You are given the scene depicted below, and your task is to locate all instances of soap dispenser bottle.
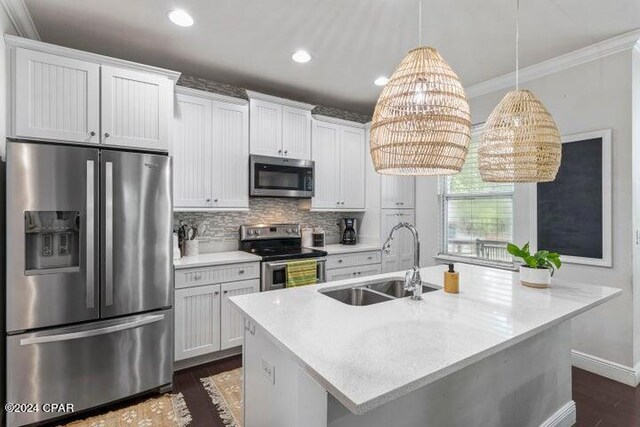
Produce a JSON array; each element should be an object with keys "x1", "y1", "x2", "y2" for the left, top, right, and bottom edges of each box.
[{"x1": 444, "y1": 264, "x2": 459, "y2": 294}]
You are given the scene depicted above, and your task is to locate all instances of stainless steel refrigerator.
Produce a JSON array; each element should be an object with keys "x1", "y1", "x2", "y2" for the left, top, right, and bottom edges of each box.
[{"x1": 5, "y1": 140, "x2": 173, "y2": 427}]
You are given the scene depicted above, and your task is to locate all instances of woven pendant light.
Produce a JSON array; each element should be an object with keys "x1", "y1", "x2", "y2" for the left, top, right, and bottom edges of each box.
[
  {"x1": 478, "y1": 0, "x2": 561, "y2": 182},
  {"x1": 369, "y1": 2, "x2": 471, "y2": 175}
]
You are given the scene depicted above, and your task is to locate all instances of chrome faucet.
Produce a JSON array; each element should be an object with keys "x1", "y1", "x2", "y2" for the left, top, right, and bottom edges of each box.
[{"x1": 382, "y1": 222, "x2": 422, "y2": 300}]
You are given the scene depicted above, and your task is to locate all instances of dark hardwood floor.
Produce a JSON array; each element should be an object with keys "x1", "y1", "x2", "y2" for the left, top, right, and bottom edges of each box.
[{"x1": 43, "y1": 357, "x2": 639, "y2": 426}]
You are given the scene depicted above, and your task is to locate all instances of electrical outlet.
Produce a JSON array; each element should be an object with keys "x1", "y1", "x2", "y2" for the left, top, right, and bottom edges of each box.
[{"x1": 262, "y1": 359, "x2": 275, "y2": 385}]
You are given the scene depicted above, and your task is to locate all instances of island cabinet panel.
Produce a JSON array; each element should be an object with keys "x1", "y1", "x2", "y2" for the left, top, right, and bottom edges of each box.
[
  {"x1": 381, "y1": 175, "x2": 415, "y2": 209},
  {"x1": 174, "y1": 284, "x2": 221, "y2": 361},
  {"x1": 244, "y1": 320, "x2": 327, "y2": 427},
  {"x1": 172, "y1": 88, "x2": 249, "y2": 210},
  {"x1": 172, "y1": 93, "x2": 213, "y2": 208},
  {"x1": 381, "y1": 209, "x2": 415, "y2": 273},
  {"x1": 311, "y1": 120, "x2": 366, "y2": 211},
  {"x1": 14, "y1": 48, "x2": 100, "y2": 143},
  {"x1": 221, "y1": 279, "x2": 259, "y2": 350},
  {"x1": 101, "y1": 66, "x2": 172, "y2": 150}
]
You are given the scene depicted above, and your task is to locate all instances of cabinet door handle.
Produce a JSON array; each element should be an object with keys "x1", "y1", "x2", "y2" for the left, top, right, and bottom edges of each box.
[
  {"x1": 214, "y1": 199, "x2": 218, "y2": 203},
  {"x1": 104, "y1": 132, "x2": 110, "y2": 138},
  {"x1": 278, "y1": 149, "x2": 283, "y2": 154},
  {"x1": 284, "y1": 150, "x2": 288, "y2": 155},
  {"x1": 90, "y1": 131, "x2": 96, "y2": 136},
  {"x1": 206, "y1": 198, "x2": 211, "y2": 202},
  {"x1": 224, "y1": 290, "x2": 228, "y2": 294},
  {"x1": 214, "y1": 291, "x2": 220, "y2": 296}
]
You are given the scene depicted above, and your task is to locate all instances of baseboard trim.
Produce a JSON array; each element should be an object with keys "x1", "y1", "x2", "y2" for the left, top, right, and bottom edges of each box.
[
  {"x1": 174, "y1": 347, "x2": 242, "y2": 371},
  {"x1": 540, "y1": 401, "x2": 576, "y2": 427},
  {"x1": 571, "y1": 350, "x2": 640, "y2": 387}
]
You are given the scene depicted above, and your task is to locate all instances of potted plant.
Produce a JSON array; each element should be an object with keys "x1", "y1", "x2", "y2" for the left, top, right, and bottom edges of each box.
[{"x1": 506, "y1": 242, "x2": 562, "y2": 288}]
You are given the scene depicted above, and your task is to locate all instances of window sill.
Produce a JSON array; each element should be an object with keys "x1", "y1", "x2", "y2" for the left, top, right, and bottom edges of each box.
[{"x1": 434, "y1": 254, "x2": 517, "y2": 271}]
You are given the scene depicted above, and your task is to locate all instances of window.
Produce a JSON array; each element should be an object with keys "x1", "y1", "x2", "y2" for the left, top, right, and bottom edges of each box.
[{"x1": 439, "y1": 129, "x2": 514, "y2": 264}]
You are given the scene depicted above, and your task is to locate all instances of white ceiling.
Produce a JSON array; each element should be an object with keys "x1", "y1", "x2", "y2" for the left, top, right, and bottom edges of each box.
[{"x1": 24, "y1": 0, "x2": 640, "y2": 114}]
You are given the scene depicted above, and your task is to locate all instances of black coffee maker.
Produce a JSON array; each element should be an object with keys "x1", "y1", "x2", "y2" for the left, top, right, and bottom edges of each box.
[{"x1": 340, "y1": 218, "x2": 358, "y2": 245}]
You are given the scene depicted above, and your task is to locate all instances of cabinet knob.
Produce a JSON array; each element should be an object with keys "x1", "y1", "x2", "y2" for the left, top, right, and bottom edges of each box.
[
  {"x1": 278, "y1": 149, "x2": 282, "y2": 154},
  {"x1": 238, "y1": 270, "x2": 245, "y2": 274},
  {"x1": 206, "y1": 198, "x2": 211, "y2": 202},
  {"x1": 214, "y1": 199, "x2": 218, "y2": 203},
  {"x1": 104, "y1": 132, "x2": 110, "y2": 138},
  {"x1": 338, "y1": 259, "x2": 343, "y2": 263},
  {"x1": 214, "y1": 291, "x2": 219, "y2": 296},
  {"x1": 90, "y1": 131, "x2": 96, "y2": 136},
  {"x1": 284, "y1": 150, "x2": 288, "y2": 155},
  {"x1": 194, "y1": 274, "x2": 202, "y2": 280},
  {"x1": 224, "y1": 290, "x2": 228, "y2": 294}
]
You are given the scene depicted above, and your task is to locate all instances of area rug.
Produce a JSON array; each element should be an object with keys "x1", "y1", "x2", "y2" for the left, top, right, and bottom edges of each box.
[
  {"x1": 201, "y1": 368, "x2": 243, "y2": 427},
  {"x1": 61, "y1": 393, "x2": 191, "y2": 427}
]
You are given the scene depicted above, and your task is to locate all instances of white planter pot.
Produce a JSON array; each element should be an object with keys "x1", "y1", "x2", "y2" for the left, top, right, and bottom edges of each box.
[{"x1": 519, "y1": 266, "x2": 551, "y2": 288}]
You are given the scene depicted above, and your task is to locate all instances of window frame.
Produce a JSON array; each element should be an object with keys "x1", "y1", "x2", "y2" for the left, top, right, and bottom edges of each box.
[{"x1": 438, "y1": 126, "x2": 515, "y2": 268}]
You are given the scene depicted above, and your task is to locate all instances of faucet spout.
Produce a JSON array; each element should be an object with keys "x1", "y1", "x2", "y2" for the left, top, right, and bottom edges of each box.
[{"x1": 382, "y1": 222, "x2": 422, "y2": 300}]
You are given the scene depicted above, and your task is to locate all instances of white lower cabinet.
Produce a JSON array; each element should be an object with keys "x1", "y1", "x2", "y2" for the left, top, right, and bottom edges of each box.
[
  {"x1": 174, "y1": 265, "x2": 259, "y2": 362},
  {"x1": 326, "y1": 264, "x2": 382, "y2": 282},
  {"x1": 221, "y1": 280, "x2": 260, "y2": 350},
  {"x1": 174, "y1": 284, "x2": 221, "y2": 361},
  {"x1": 382, "y1": 209, "x2": 416, "y2": 273},
  {"x1": 325, "y1": 250, "x2": 382, "y2": 282}
]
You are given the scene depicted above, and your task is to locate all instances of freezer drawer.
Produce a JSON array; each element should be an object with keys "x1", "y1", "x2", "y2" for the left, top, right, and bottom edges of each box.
[{"x1": 6, "y1": 310, "x2": 173, "y2": 427}]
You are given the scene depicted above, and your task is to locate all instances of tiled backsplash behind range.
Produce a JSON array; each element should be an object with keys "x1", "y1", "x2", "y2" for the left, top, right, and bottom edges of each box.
[{"x1": 174, "y1": 198, "x2": 363, "y2": 252}]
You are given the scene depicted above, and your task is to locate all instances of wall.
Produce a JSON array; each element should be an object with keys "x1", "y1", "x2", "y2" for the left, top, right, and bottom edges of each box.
[
  {"x1": 417, "y1": 51, "x2": 636, "y2": 368},
  {"x1": 632, "y1": 45, "x2": 640, "y2": 367},
  {"x1": 174, "y1": 199, "x2": 363, "y2": 252}
]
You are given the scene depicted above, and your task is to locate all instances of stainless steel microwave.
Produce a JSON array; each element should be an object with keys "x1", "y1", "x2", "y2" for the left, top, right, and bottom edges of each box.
[{"x1": 249, "y1": 154, "x2": 314, "y2": 198}]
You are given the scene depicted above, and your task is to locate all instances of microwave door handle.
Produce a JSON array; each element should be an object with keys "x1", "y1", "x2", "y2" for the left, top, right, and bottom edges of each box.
[
  {"x1": 86, "y1": 160, "x2": 95, "y2": 309},
  {"x1": 105, "y1": 161, "x2": 114, "y2": 306}
]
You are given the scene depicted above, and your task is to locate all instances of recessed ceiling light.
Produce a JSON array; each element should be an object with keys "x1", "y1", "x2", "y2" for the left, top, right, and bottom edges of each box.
[
  {"x1": 374, "y1": 76, "x2": 389, "y2": 86},
  {"x1": 292, "y1": 50, "x2": 312, "y2": 63},
  {"x1": 167, "y1": 9, "x2": 194, "y2": 27}
]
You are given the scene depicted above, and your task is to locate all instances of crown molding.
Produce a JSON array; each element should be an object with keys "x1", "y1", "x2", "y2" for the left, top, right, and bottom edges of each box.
[
  {"x1": 5, "y1": 34, "x2": 182, "y2": 82},
  {"x1": 312, "y1": 114, "x2": 367, "y2": 128},
  {"x1": 0, "y1": 0, "x2": 39, "y2": 40},
  {"x1": 246, "y1": 90, "x2": 315, "y2": 110},
  {"x1": 175, "y1": 85, "x2": 248, "y2": 105},
  {"x1": 467, "y1": 29, "x2": 640, "y2": 99}
]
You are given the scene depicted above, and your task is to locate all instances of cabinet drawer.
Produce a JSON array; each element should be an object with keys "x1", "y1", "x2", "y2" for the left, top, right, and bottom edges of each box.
[
  {"x1": 326, "y1": 264, "x2": 382, "y2": 282},
  {"x1": 175, "y1": 262, "x2": 260, "y2": 288},
  {"x1": 326, "y1": 251, "x2": 381, "y2": 270}
]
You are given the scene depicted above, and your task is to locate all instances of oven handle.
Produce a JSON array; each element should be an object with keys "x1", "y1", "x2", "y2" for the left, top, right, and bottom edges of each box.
[{"x1": 265, "y1": 258, "x2": 327, "y2": 269}]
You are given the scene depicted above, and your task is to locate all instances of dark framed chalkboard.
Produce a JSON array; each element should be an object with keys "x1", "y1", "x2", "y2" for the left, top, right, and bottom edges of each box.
[{"x1": 533, "y1": 129, "x2": 612, "y2": 267}]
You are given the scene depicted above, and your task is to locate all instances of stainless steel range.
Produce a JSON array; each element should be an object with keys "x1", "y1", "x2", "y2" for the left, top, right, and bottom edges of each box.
[
  {"x1": 239, "y1": 224, "x2": 327, "y2": 291},
  {"x1": 5, "y1": 140, "x2": 173, "y2": 427}
]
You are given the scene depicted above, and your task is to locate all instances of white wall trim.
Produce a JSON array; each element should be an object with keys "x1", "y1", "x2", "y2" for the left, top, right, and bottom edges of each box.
[
  {"x1": 571, "y1": 350, "x2": 640, "y2": 387},
  {"x1": 539, "y1": 401, "x2": 576, "y2": 427},
  {"x1": 175, "y1": 85, "x2": 248, "y2": 105},
  {"x1": 4, "y1": 34, "x2": 182, "y2": 81},
  {"x1": 311, "y1": 114, "x2": 367, "y2": 128},
  {"x1": 0, "y1": 0, "x2": 39, "y2": 40},
  {"x1": 246, "y1": 90, "x2": 315, "y2": 110},
  {"x1": 467, "y1": 29, "x2": 640, "y2": 98}
]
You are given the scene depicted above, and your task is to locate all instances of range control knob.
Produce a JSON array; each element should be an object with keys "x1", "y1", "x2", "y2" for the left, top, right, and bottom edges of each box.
[
  {"x1": 247, "y1": 229, "x2": 255, "y2": 235},
  {"x1": 286, "y1": 228, "x2": 293, "y2": 234},
  {"x1": 255, "y1": 229, "x2": 261, "y2": 235}
]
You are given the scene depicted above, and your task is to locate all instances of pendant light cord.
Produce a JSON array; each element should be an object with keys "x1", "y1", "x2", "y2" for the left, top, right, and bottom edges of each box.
[
  {"x1": 418, "y1": 0, "x2": 423, "y2": 47},
  {"x1": 515, "y1": 0, "x2": 520, "y2": 90}
]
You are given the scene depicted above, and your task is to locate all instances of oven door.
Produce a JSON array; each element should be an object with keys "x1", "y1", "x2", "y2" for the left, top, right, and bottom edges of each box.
[
  {"x1": 261, "y1": 258, "x2": 326, "y2": 291},
  {"x1": 250, "y1": 154, "x2": 314, "y2": 198}
]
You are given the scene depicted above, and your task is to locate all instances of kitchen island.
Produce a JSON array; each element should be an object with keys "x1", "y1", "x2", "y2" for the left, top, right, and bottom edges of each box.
[{"x1": 230, "y1": 264, "x2": 620, "y2": 427}]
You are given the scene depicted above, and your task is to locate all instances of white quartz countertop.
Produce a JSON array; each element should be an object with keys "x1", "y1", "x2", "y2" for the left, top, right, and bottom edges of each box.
[
  {"x1": 305, "y1": 243, "x2": 381, "y2": 255},
  {"x1": 230, "y1": 263, "x2": 620, "y2": 414},
  {"x1": 174, "y1": 251, "x2": 260, "y2": 269}
]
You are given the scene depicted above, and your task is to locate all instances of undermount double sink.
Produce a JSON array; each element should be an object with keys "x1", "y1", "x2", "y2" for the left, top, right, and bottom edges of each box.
[{"x1": 320, "y1": 279, "x2": 439, "y2": 306}]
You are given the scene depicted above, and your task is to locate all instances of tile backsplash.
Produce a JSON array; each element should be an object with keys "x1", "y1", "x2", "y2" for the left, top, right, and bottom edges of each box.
[{"x1": 174, "y1": 198, "x2": 363, "y2": 252}]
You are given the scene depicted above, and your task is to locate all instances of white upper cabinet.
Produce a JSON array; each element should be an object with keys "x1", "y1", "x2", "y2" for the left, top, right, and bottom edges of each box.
[
  {"x1": 14, "y1": 48, "x2": 100, "y2": 143},
  {"x1": 311, "y1": 117, "x2": 366, "y2": 211},
  {"x1": 211, "y1": 100, "x2": 249, "y2": 208},
  {"x1": 9, "y1": 37, "x2": 179, "y2": 150},
  {"x1": 282, "y1": 105, "x2": 311, "y2": 159},
  {"x1": 381, "y1": 175, "x2": 415, "y2": 209},
  {"x1": 247, "y1": 91, "x2": 313, "y2": 159},
  {"x1": 173, "y1": 93, "x2": 213, "y2": 208},
  {"x1": 172, "y1": 87, "x2": 249, "y2": 211},
  {"x1": 339, "y1": 126, "x2": 366, "y2": 210},
  {"x1": 311, "y1": 120, "x2": 341, "y2": 209},
  {"x1": 101, "y1": 66, "x2": 172, "y2": 150},
  {"x1": 249, "y1": 99, "x2": 282, "y2": 156}
]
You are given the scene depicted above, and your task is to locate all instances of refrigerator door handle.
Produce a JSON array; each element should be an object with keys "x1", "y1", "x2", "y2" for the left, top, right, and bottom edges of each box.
[
  {"x1": 105, "y1": 161, "x2": 114, "y2": 306},
  {"x1": 19, "y1": 314, "x2": 165, "y2": 346},
  {"x1": 86, "y1": 160, "x2": 95, "y2": 309}
]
